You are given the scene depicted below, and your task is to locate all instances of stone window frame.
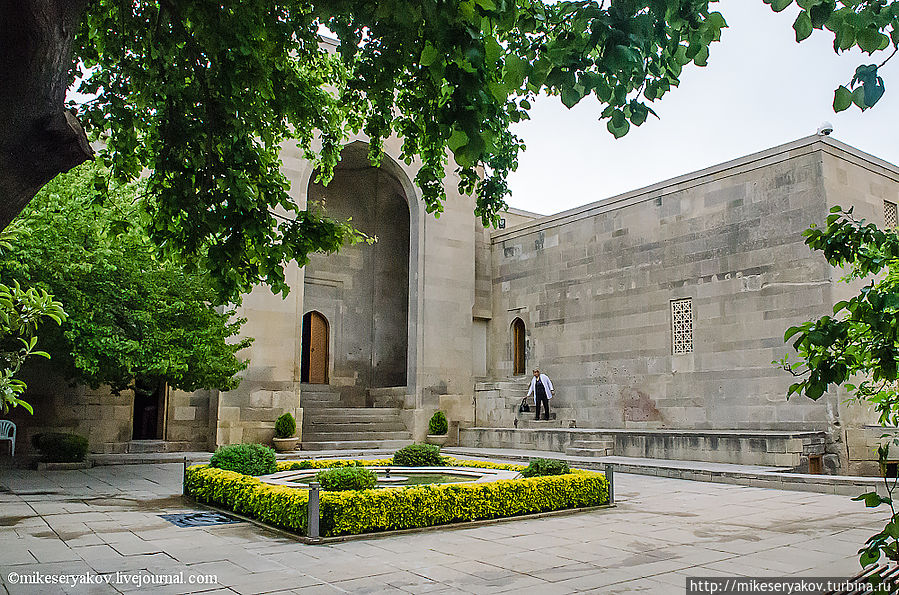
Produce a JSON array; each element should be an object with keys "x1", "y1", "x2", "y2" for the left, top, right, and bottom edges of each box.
[
  {"x1": 671, "y1": 298, "x2": 694, "y2": 355},
  {"x1": 885, "y1": 200, "x2": 898, "y2": 229}
]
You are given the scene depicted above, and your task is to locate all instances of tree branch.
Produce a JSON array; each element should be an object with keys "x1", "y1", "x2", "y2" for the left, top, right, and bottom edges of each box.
[{"x1": 0, "y1": 0, "x2": 94, "y2": 230}]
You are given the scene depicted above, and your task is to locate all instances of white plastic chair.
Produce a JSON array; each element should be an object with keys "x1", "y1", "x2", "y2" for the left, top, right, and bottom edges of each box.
[{"x1": 0, "y1": 420, "x2": 15, "y2": 457}]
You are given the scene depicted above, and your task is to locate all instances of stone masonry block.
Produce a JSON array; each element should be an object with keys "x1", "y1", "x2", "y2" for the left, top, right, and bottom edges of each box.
[
  {"x1": 766, "y1": 439, "x2": 787, "y2": 454},
  {"x1": 774, "y1": 453, "x2": 800, "y2": 467},
  {"x1": 786, "y1": 438, "x2": 804, "y2": 453},
  {"x1": 272, "y1": 390, "x2": 299, "y2": 409},
  {"x1": 219, "y1": 406, "x2": 241, "y2": 423},
  {"x1": 249, "y1": 390, "x2": 273, "y2": 408},
  {"x1": 173, "y1": 407, "x2": 197, "y2": 421}
]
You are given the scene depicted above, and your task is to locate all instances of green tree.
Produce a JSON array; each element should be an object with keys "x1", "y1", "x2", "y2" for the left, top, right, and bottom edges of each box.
[
  {"x1": 0, "y1": 164, "x2": 253, "y2": 396},
  {"x1": 1, "y1": 1, "x2": 896, "y2": 302},
  {"x1": 780, "y1": 207, "x2": 899, "y2": 571},
  {"x1": 0, "y1": 275, "x2": 66, "y2": 415}
]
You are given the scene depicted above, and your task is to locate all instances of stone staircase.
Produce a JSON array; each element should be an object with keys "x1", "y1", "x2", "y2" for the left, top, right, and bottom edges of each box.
[
  {"x1": 565, "y1": 439, "x2": 615, "y2": 457},
  {"x1": 300, "y1": 385, "x2": 413, "y2": 451}
]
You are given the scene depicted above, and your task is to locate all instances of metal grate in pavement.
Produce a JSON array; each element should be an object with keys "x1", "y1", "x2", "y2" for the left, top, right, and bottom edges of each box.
[{"x1": 159, "y1": 511, "x2": 243, "y2": 528}]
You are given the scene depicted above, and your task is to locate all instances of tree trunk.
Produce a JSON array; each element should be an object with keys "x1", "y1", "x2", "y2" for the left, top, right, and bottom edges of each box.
[{"x1": 0, "y1": 0, "x2": 93, "y2": 230}]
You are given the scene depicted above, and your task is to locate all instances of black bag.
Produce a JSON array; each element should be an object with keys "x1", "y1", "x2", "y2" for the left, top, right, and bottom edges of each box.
[{"x1": 519, "y1": 398, "x2": 530, "y2": 413}]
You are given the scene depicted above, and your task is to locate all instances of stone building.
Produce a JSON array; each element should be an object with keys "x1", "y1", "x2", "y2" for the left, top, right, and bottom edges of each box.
[{"x1": 7, "y1": 133, "x2": 899, "y2": 476}]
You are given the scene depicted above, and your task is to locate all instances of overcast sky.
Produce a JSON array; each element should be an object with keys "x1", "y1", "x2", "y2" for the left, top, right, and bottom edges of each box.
[{"x1": 505, "y1": 0, "x2": 899, "y2": 215}]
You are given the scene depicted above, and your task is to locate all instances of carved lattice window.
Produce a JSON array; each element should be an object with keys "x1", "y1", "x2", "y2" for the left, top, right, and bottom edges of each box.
[
  {"x1": 885, "y1": 201, "x2": 898, "y2": 229},
  {"x1": 671, "y1": 298, "x2": 694, "y2": 355}
]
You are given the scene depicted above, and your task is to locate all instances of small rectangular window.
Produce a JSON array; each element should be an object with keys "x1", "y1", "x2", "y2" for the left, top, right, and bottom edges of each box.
[
  {"x1": 671, "y1": 298, "x2": 694, "y2": 355},
  {"x1": 885, "y1": 201, "x2": 898, "y2": 229},
  {"x1": 808, "y1": 454, "x2": 823, "y2": 475}
]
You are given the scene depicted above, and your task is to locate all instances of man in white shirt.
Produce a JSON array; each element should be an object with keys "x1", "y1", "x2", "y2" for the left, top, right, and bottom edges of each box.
[{"x1": 527, "y1": 368, "x2": 554, "y2": 421}]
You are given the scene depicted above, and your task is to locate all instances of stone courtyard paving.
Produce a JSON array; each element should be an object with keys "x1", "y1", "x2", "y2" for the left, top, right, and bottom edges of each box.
[{"x1": 0, "y1": 462, "x2": 889, "y2": 594}]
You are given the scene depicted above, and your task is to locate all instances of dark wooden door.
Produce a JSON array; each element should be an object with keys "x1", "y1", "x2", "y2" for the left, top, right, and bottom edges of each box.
[
  {"x1": 512, "y1": 318, "x2": 525, "y2": 375},
  {"x1": 302, "y1": 311, "x2": 329, "y2": 384}
]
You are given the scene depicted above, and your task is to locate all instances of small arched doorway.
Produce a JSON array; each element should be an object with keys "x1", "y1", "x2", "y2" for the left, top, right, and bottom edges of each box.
[
  {"x1": 301, "y1": 311, "x2": 329, "y2": 384},
  {"x1": 511, "y1": 318, "x2": 526, "y2": 375}
]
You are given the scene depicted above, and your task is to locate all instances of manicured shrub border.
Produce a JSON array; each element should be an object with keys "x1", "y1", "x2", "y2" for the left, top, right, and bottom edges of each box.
[{"x1": 185, "y1": 458, "x2": 609, "y2": 538}]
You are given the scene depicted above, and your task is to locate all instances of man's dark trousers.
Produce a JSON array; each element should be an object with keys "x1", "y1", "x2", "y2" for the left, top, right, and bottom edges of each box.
[{"x1": 534, "y1": 381, "x2": 549, "y2": 420}]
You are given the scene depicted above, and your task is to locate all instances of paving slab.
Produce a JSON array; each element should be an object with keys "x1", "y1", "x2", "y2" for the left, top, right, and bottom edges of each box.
[{"x1": 0, "y1": 455, "x2": 892, "y2": 593}]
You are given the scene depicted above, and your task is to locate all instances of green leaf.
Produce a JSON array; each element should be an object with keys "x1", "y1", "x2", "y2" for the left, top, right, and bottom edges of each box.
[
  {"x1": 851, "y1": 86, "x2": 867, "y2": 109},
  {"x1": 607, "y1": 110, "x2": 630, "y2": 139},
  {"x1": 420, "y1": 42, "x2": 439, "y2": 67},
  {"x1": 833, "y1": 85, "x2": 852, "y2": 112},
  {"x1": 793, "y1": 11, "x2": 813, "y2": 42},
  {"x1": 485, "y1": 37, "x2": 502, "y2": 65},
  {"x1": 765, "y1": 0, "x2": 794, "y2": 12},
  {"x1": 864, "y1": 492, "x2": 884, "y2": 507},
  {"x1": 560, "y1": 85, "x2": 584, "y2": 109},
  {"x1": 504, "y1": 54, "x2": 527, "y2": 89},
  {"x1": 447, "y1": 129, "x2": 469, "y2": 153},
  {"x1": 693, "y1": 46, "x2": 709, "y2": 67},
  {"x1": 809, "y1": 1, "x2": 835, "y2": 29}
]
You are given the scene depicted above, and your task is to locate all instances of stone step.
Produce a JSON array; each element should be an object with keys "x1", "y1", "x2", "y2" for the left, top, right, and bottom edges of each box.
[
  {"x1": 301, "y1": 439, "x2": 413, "y2": 451},
  {"x1": 302, "y1": 431, "x2": 413, "y2": 442},
  {"x1": 126, "y1": 440, "x2": 195, "y2": 454},
  {"x1": 305, "y1": 407, "x2": 404, "y2": 416},
  {"x1": 570, "y1": 440, "x2": 615, "y2": 449},
  {"x1": 565, "y1": 447, "x2": 613, "y2": 457},
  {"x1": 302, "y1": 392, "x2": 341, "y2": 403},
  {"x1": 305, "y1": 415, "x2": 406, "y2": 427},
  {"x1": 515, "y1": 417, "x2": 570, "y2": 430},
  {"x1": 306, "y1": 414, "x2": 406, "y2": 424},
  {"x1": 565, "y1": 440, "x2": 615, "y2": 457},
  {"x1": 304, "y1": 421, "x2": 408, "y2": 433}
]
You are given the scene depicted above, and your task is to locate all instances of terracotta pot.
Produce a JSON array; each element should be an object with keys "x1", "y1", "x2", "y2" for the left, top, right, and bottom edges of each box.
[
  {"x1": 272, "y1": 437, "x2": 299, "y2": 452},
  {"x1": 426, "y1": 434, "x2": 448, "y2": 447}
]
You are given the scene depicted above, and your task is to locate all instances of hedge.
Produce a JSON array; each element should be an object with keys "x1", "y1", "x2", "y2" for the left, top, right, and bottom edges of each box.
[
  {"x1": 185, "y1": 459, "x2": 609, "y2": 538},
  {"x1": 209, "y1": 443, "x2": 277, "y2": 476}
]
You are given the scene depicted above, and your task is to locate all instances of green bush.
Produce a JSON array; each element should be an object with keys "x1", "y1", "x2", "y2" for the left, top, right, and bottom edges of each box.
[
  {"x1": 31, "y1": 433, "x2": 89, "y2": 463},
  {"x1": 392, "y1": 444, "x2": 444, "y2": 467},
  {"x1": 185, "y1": 460, "x2": 609, "y2": 537},
  {"x1": 428, "y1": 411, "x2": 448, "y2": 435},
  {"x1": 315, "y1": 466, "x2": 377, "y2": 491},
  {"x1": 520, "y1": 458, "x2": 570, "y2": 477},
  {"x1": 209, "y1": 443, "x2": 277, "y2": 476},
  {"x1": 274, "y1": 412, "x2": 296, "y2": 439}
]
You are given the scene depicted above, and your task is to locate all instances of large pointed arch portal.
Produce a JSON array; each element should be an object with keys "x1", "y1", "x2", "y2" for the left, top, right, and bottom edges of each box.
[{"x1": 303, "y1": 141, "x2": 412, "y2": 401}]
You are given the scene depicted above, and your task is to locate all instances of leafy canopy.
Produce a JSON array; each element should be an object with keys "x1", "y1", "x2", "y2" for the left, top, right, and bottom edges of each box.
[
  {"x1": 68, "y1": 1, "x2": 898, "y2": 302},
  {"x1": 780, "y1": 207, "x2": 899, "y2": 415},
  {"x1": 0, "y1": 163, "x2": 252, "y2": 395},
  {"x1": 71, "y1": 0, "x2": 729, "y2": 301}
]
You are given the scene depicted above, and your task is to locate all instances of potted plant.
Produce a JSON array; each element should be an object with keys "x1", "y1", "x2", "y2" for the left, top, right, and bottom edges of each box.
[
  {"x1": 272, "y1": 412, "x2": 298, "y2": 452},
  {"x1": 426, "y1": 410, "x2": 448, "y2": 446}
]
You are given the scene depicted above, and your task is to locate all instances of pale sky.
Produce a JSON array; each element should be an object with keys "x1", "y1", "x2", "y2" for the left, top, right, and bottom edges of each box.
[{"x1": 505, "y1": 0, "x2": 899, "y2": 215}]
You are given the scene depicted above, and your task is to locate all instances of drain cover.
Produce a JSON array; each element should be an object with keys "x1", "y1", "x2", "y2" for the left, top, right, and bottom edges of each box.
[{"x1": 160, "y1": 511, "x2": 242, "y2": 527}]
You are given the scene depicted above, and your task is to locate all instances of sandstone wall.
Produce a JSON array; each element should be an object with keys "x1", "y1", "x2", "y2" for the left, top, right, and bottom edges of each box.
[{"x1": 487, "y1": 138, "x2": 844, "y2": 433}]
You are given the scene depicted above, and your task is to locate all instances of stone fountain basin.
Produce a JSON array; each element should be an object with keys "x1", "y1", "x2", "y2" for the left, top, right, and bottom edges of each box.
[{"x1": 259, "y1": 466, "x2": 521, "y2": 488}]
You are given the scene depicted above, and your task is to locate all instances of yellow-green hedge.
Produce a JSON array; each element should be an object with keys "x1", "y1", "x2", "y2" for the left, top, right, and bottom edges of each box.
[{"x1": 185, "y1": 459, "x2": 609, "y2": 538}]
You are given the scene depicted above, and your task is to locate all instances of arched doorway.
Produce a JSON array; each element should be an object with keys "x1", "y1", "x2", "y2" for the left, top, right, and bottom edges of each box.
[
  {"x1": 301, "y1": 311, "x2": 329, "y2": 384},
  {"x1": 304, "y1": 141, "x2": 410, "y2": 396},
  {"x1": 512, "y1": 318, "x2": 526, "y2": 375}
]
